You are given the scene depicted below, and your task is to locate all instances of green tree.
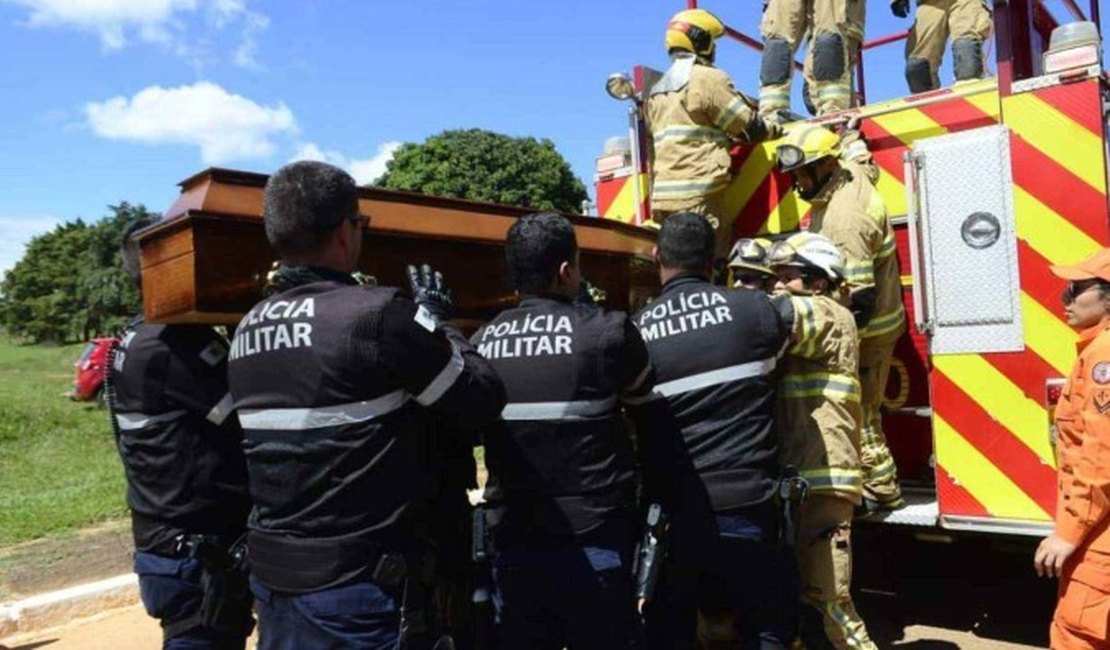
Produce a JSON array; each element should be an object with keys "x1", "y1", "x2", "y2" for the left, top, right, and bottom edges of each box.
[
  {"x1": 0, "y1": 203, "x2": 158, "y2": 343},
  {"x1": 375, "y1": 129, "x2": 588, "y2": 213}
]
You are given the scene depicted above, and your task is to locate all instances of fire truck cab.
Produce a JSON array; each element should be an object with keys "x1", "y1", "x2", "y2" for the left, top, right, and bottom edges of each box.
[{"x1": 597, "y1": 0, "x2": 1109, "y2": 538}]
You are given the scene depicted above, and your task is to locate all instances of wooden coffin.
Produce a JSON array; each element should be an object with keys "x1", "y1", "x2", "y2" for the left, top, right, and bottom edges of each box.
[{"x1": 138, "y1": 168, "x2": 659, "y2": 326}]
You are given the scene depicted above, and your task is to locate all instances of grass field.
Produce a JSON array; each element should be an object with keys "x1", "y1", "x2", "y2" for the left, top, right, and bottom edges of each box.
[{"x1": 0, "y1": 339, "x2": 126, "y2": 546}]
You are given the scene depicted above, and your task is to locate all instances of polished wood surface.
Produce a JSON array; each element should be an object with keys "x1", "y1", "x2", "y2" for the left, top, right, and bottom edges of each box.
[{"x1": 140, "y1": 168, "x2": 659, "y2": 324}]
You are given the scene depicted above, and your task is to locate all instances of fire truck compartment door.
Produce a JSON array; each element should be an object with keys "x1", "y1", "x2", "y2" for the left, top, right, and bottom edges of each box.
[{"x1": 911, "y1": 125, "x2": 1023, "y2": 355}]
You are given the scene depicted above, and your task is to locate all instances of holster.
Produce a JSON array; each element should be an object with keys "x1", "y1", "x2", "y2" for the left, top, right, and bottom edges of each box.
[
  {"x1": 776, "y1": 466, "x2": 809, "y2": 547},
  {"x1": 164, "y1": 534, "x2": 253, "y2": 639}
]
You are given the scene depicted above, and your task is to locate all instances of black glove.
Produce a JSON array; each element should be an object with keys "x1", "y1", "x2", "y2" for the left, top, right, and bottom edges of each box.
[
  {"x1": 406, "y1": 263, "x2": 453, "y2": 324},
  {"x1": 891, "y1": 0, "x2": 911, "y2": 18},
  {"x1": 849, "y1": 287, "x2": 878, "y2": 330}
]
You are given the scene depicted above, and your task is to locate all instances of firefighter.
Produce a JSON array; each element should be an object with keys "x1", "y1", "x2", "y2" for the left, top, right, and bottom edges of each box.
[
  {"x1": 892, "y1": 0, "x2": 992, "y2": 93},
  {"x1": 110, "y1": 217, "x2": 254, "y2": 648},
  {"x1": 768, "y1": 231, "x2": 877, "y2": 650},
  {"x1": 1034, "y1": 249, "x2": 1110, "y2": 650},
  {"x1": 646, "y1": 8, "x2": 781, "y2": 257},
  {"x1": 777, "y1": 124, "x2": 906, "y2": 514},
  {"x1": 759, "y1": 0, "x2": 865, "y2": 118},
  {"x1": 633, "y1": 213, "x2": 796, "y2": 649},
  {"x1": 227, "y1": 161, "x2": 506, "y2": 649},
  {"x1": 728, "y1": 236, "x2": 777, "y2": 292},
  {"x1": 474, "y1": 212, "x2": 671, "y2": 649}
]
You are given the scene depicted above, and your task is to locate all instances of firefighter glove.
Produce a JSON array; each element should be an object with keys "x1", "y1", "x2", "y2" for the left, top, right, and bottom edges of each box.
[
  {"x1": 406, "y1": 263, "x2": 454, "y2": 324},
  {"x1": 891, "y1": 0, "x2": 911, "y2": 18}
]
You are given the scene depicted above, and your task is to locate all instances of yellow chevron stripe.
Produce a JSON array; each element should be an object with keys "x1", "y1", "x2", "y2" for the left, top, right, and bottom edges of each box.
[
  {"x1": 1013, "y1": 186, "x2": 1101, "y2": 264},
  {"x1": 724, "y1": 141, "x2": 778, "y2": 220},
  {"x1": 871, "y1": 108, "x2": 947, "y2": 147},
  {"x1": 1021, "y1": 293, "x2": 1078, "y2": 376},
  {"x1": 934, "y1": 413, "x2": 1049, "y2": 520},
  {"x1": 964, "y1": 90, "x2": 1001, "y2": 121},
  {"x1": 758, "y1": 191, "x2": 807, "y2": 235},
  {"x1": 933, "y1": 354, "x2": 1056, "y2": 468},
  {"x1": 602, "y1": 176, "x2": 633, "y2": 222},
  {"x1": 875, "y1": 166, "x2": 907, "y2": 218},
  {"x1": 1003, "y1": 92, "x2": 1107, "y2": 193}
]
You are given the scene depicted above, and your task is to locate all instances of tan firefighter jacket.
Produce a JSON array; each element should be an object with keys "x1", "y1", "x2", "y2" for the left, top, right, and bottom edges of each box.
[
  {"x1": 775, "y1": 293, "x2": 864, "y2": 503},
  {"x1": 807, "y1": 162, "x2": 906, "y2": 342},
  {"x1": 645, "y1": 57, "x2": 758, "y2": 210}
]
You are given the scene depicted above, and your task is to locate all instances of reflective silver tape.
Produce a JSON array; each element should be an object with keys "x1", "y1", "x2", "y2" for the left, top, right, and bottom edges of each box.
[
  {"x1": 415, "y1": 340, "x2": 465, "y2": 407},
  {"x1": 653, "y1": 357, "x2": 777, "y2": 397},
  {"x1": 115, "y1": 410, "x2": 188, "y2": 431},
  {"x1": 206, "y1": 392, "x2": 235, "y2": 426},
  {"x1": 238, "y1": 390, "x2": 409, "y2": 431},
  {"x1": 501, "y1": 396, "x2": 618, "y2": 421}
]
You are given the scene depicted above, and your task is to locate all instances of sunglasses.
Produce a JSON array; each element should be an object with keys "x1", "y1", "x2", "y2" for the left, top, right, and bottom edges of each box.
[{"x1": 1061, "y1": 280, "x2": 1101, "y2": 305}]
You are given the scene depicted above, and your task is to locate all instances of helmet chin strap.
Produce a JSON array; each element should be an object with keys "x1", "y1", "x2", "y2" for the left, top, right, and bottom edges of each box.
[{"x1": 795, "y1": 164, "x2": 835, "y2": 201}]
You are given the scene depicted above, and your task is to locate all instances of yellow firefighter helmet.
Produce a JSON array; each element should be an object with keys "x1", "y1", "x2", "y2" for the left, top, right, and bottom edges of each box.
[
  {"x1": 727, "y1": 237, "x2": 775, "y2": 276},
  {"x1": 665, "y1": 9, "x2": 726, "y2": 60},
  {"x1": 776, "y1": 123, "x2": 840, "y2": 172}
]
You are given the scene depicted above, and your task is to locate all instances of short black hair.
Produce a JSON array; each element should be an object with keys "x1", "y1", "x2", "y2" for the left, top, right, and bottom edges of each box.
[
  {"x1": 505, "y1": 212, "x2": 578, "y2": 294},
  {"x1": 657, "y1": 212, "x2": 715, "y2": 271},
  {"x1": 263, "y1": 160, "x2": 360, "y2": 257},
  {"x1": 120, "y1": 216, "x2": 157, "y2": 288}
]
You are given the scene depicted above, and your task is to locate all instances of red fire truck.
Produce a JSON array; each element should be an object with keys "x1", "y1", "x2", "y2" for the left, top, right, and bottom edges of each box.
[{"x1": 596, "y1": 0, "x2": 1108, "y2": 538}]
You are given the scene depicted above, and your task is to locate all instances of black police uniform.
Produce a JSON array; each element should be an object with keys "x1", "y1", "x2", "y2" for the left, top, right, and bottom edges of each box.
[
  {"x1": 632, "y1": 275, "x2": 798, "y2": 649},
  {"x1": 110, "y1": 316, "x2": 252, "y2": 649},
  {"x1": 226, "y1": 268, "x2": 505, "y2": 650},
  {"x1": 474, "y1": 293, "x2": 667, "y2": 650}
]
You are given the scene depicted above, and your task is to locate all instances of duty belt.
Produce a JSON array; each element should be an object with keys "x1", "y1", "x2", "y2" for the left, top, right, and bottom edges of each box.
[{"x1": 248, "y1": 531, "x2": 408, "y2": 594}]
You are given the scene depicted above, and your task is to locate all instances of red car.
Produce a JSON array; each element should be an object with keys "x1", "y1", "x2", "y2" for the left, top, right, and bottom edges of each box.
[{"x1": 71, "y1": 337, "x2": 116, "y2": 403}]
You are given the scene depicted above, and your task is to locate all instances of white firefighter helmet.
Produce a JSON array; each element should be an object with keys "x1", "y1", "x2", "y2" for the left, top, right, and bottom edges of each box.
[{"x1": 767, "y1": 232, "x2": 846, "y2": 284}]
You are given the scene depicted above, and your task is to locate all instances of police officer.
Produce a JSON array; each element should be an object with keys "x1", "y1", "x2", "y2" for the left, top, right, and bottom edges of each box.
[
  {"x1": 110, "y1": 218, "x2": 253, "y2": 649},
  {"x1": 646, "y1": 8, "x2": 781, "y2": 256},
  {"x1": 777, "y1": 124, "x2": 906, "y2": 514},
  {"x1": 226, "y1": 161, "x2": 506, "y2": 648},
  {"x1": 728, "y1": 236, "x2": 777, "y2": 292},
  {"x1": 759, "y1": 0, "x2": 865, "y2": 118},
  {"x1": 633, "y1": 213, "x2": 796, "y2": 649},
  {"x1": 892, "y1": 0, "x2": 992, "y2": 93},
  {"x1": 769, "y1": 232, "x2": 876, "y2": 650},
  {"x1": 474, "y1": 212, "x2": 668, "y2": 649}
]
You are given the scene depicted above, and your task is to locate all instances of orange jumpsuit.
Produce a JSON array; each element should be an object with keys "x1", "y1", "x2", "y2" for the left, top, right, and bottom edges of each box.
[{"x1": 1051, "y1": 317, "x2": 1110, "y2": 650}]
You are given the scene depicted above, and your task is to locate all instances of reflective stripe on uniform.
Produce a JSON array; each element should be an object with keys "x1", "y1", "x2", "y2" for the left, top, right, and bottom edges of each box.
[
  {"x1": 876, "y1": 232, "x2": 896, "y2": 260},
  {"x1": 714, "y1": 96, "x2": 750, "y2": 132},
  {"x1": 792, "y1": 297, "x2": 820, "y2": 359},
  {"x1": 501, "y1": 396, "x2": 618, "y2": 421},
  {"x1": 116, "y1": 410, "x2": 188, "y2": 431},
  {"x1": 844, "y1": 259, "x2": 875, "y2": 283},
  {"x1": 415, "y1": 340, "x2": 464, "y2": 406},
  {"x1": 800, "y1": 467, "x2": 863, "y2": 493},
  {"x1": 652, "y1": 125, "x2": 732, "y2": 147},
  {"x1": 654, "y1": 357, "x2": 777, "y2": 397},
  {"x1": 652, "y1": 177, "x2": 730, "y2": 199},
  {"x1": 780, "y1": 372, "x2": 861, "y2": 402},
  {"x1": 206, "y1": 392, "x2": 234, "y2": 426},
  {"x1": 238, "y1": 390, "x2": 410, "y2": 430},
  {"x1": 861, "y1": 307, "x2": 905, "y2": 339}
]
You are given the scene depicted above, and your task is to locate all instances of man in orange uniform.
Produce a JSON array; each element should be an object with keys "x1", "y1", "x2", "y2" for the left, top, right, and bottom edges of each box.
[{"x1": 1035, "y1": 248, "x2": 1110, "y2": 650}]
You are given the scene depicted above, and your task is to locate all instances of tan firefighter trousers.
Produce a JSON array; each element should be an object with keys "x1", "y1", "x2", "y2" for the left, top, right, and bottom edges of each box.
[
  {"x1": 905, "y1": 0, "x2": 993, "y2": 90},
  {"x1": 858, "y1": 333, "x2": 904, "y2": 508}
]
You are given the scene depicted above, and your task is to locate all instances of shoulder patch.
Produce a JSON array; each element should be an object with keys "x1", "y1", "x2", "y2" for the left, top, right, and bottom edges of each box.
[
  {"x1": 1093, "y1": 389, "x2": 1110, "y2": 414},
  {"x1": 1093, "y1": 362, "x2": 1110, "y2": 385}
]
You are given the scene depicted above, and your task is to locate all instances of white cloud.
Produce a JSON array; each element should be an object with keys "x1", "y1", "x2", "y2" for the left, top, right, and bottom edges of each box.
[
  {"x1": 84, "y1": 81, "x2": 297, "y2": 164},
  {"x1": 1, "y1": 0, "x2": 268, "y2": 67},
  {"x1": 291, "y1": 141, "x2": 403, "y2": 185},
  {"x1": 0, "y1": 215, "x2": 63, "y2": 276}
]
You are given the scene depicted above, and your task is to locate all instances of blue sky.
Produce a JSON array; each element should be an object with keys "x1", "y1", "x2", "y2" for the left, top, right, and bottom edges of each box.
[{"x1": 0, "y1": 0, "x2": 1104, "y2": 273}]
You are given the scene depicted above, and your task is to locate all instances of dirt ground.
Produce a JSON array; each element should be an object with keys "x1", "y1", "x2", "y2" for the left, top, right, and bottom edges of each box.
[
  {"x1": 1, "y1": 519, "x2": 1054, "y2": 649},
  {"x1": 0, "y1": 520, "x2": 133, "y2": 602}
]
